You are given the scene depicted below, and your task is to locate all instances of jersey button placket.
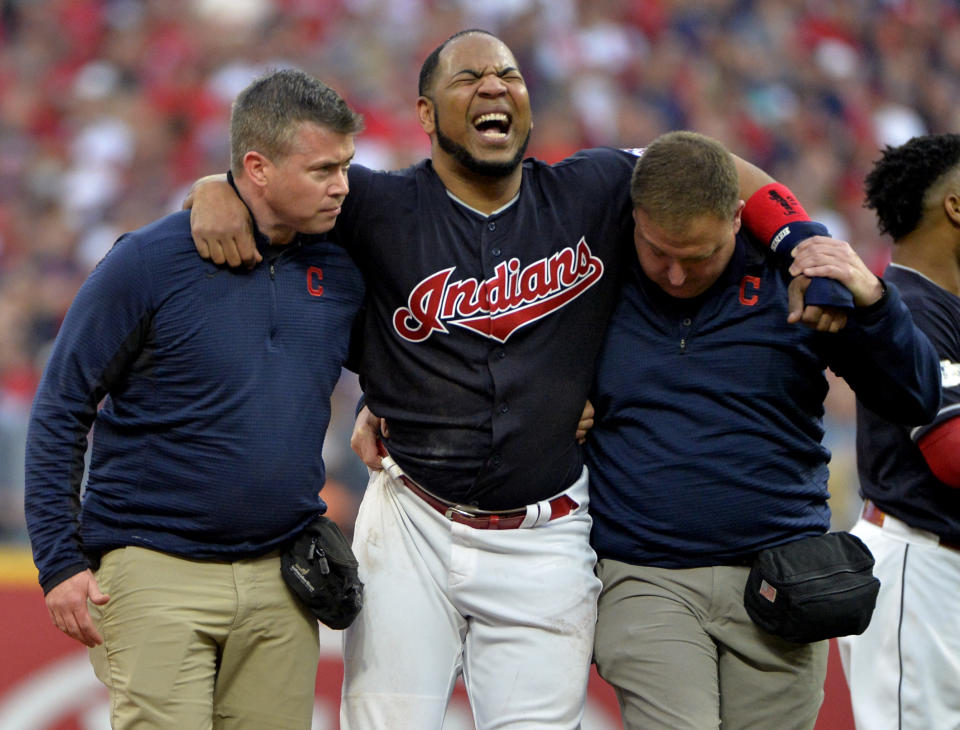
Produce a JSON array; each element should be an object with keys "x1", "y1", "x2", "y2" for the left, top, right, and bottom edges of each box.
[
  {"x1": 483, "y1": 214, "x2": 509, "y2": 475},
  {"x1": 679, "y1": 317, "x2": 693, "y2": 353},
  {"x1": 482, "y1": 216, "x2": 503, "y2": 262}
]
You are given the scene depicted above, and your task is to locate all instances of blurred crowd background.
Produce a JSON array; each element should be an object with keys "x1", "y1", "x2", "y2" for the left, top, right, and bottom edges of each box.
[{"x1": 1, "y1": 0, "x2": 957, "y2": 546}]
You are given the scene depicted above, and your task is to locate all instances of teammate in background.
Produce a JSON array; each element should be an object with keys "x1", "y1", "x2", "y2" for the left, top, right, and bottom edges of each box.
[
  {"x1": 24, "y1": 70, "x2": 365, "y2": 729},
  {"x1": 188, "y1": 31, "x2": 847, "y2": 730},
  {"x1": 837, "y1": 134, "x2": 960, "y2": 730},
  {"x1": 584, "y1": 131, "x2": 941, "y2": 730}
]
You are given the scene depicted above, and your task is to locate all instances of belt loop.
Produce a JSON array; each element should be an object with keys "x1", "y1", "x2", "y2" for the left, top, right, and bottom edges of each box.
[
  {"x1": 519, "y1": 503, "x2": 540, "y2": 528},
  {"x1": 380, "y1": 454, "x2": 405, "y2": 481},
  {"x1": 539, "y1": 499, "x2": 555, "y2": 526},
  {"x1": 519, "y1": 501, "x2": 553, "y2": 528}
]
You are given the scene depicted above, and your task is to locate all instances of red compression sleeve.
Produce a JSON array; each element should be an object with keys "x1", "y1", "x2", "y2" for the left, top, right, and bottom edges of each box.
[
  {"x1": 741, "y1": 182, "x2": 853, "y2": 308},
  {"x1": 741, "y1": 183, "x2": 813, "y2": 245},
  {"x1": 918, "y1": 418, "x2": 960, "y2": 488}
]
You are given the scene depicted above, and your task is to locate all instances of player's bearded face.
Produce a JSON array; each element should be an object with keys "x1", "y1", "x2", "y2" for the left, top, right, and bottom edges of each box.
[
  {"x1": 428, "y1": 33, "x2": 533, "y2": 178},
  {"x1": 434, "y1": 106, "x2": 530, "y2": 178}
]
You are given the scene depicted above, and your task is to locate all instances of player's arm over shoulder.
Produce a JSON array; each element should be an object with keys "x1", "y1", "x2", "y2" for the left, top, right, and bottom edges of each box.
[{"x1": 730, "y1": 153, "x2": 775, "y2": 201}]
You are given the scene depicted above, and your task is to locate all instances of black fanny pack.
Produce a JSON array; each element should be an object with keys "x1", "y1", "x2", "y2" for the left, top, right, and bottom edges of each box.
[
  {"x1": 281, "y1": 516, "x2": 364, "y2": 630},
  {"x1": 743, "y1": 531, "x2": 880, "y2": 644}
]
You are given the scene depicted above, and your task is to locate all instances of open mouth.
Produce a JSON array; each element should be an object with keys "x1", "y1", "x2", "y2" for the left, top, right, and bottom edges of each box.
[{"x1": 473, "y1": 112, "x2": 511, "y2": 139}]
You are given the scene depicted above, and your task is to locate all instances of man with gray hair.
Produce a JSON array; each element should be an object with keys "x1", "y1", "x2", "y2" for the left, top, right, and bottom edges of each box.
[{"x1": 24, "y1": 68, "x2": 365, "y2": 729}]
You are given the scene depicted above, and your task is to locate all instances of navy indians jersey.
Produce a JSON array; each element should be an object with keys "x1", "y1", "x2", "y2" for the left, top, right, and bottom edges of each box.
[
  {"x1": 856, "y1": 263, "x2": 960, "y2": 542},
  {"x1": 334, "y1": 148, "x2": 639, "y2": 509}
]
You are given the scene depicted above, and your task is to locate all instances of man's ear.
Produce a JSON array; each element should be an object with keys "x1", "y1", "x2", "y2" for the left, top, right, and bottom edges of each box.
[
  {"x1": 944, "y1": 193, "x2": 960, "y2": 227},
  {"x1": 242, "y1": 150, "x2": 271, "y2": 187},
  {"x1": 732, "y1": 199, "x2": 745, "y2": 234},
  {"x1": 416, "y1": 96, "x2": 436, "y2": 135}
]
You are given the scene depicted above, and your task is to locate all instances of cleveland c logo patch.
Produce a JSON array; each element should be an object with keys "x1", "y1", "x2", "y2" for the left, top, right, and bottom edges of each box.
[{"x1": 393, "y1": 238, "x2": 604, "y2": 343}]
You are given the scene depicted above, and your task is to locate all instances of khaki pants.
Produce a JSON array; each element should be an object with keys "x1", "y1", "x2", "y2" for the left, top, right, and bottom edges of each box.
[
  {"x1": 89, "y1": 546, "x2": 319, "y2": 730},
  {"x1": 594, "y1": 558, "x2": 827, "y2": 730}
]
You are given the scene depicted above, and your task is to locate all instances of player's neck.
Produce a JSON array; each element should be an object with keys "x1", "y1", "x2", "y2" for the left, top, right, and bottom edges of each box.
[
  {"x1": 431, "y1": 158, "x2": 522, "y2": 216},
  {"x1": 892, "y1": 228, "x2": 960, "y2": 296},
  {"x1": 234, "y1": 177, "x2": 296, "y2": 246}
]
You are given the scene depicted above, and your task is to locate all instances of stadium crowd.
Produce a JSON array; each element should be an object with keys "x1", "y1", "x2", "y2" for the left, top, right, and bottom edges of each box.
[{"x1": 2, "y1": 0, "x2": 958, "y2": 542}]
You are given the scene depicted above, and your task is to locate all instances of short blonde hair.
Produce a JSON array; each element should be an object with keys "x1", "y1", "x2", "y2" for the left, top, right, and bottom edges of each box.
[{"x1": 631, "y1": 131, "x2": 739, "y2": 233}]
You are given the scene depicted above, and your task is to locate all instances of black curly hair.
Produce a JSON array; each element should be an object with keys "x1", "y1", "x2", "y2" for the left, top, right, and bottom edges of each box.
[{"x1": 865, "y1": 133, "x2": 960, "y2": 240}]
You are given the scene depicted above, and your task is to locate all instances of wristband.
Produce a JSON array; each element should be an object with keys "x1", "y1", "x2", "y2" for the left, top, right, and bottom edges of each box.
[
  {"x1": 743, "y1": 184, "x2": 854, "y2": 310},
  {"x1": 742, "y1": 183, "x2": 813, "y2": 245}
]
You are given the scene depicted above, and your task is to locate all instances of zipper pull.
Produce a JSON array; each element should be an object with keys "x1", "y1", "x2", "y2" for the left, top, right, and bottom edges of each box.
[{"x1": 315, "y1": 545, "x2": 330, "y2": 575}]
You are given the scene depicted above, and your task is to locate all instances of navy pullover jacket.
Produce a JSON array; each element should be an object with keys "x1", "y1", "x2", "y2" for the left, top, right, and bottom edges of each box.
[
  {"x1": 25, "y1": 210, "x2": 365, "y2": 593},
  {"x1": 586, "y1": 237, "x2": 940, "y2": 568}
]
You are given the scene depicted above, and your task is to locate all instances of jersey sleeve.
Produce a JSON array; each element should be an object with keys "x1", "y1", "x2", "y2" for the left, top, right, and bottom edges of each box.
[
  {"x1": 25, "y1": 234, "x2": 156, "y2": 592},
  {"x1": 917, "y1": 418, "x2": 960, "y2": 487},
  {"x1": 907, "y1": 303, "x2": 960, "y2": 438},
  {"x1": 907, "y1": 298, "x2": 960, "y2": 487},
  {"x1": 825, "y1": 281, "x2": 942, "y2": 426}
]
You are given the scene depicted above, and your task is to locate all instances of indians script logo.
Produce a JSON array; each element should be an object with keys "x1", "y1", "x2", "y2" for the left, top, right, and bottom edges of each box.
[{"x1": 392, "y1": 238, "x2": 604, "y2": 344}]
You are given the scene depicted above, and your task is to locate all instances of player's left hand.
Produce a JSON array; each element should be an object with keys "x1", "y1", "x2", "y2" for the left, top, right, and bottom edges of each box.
[
  {"x1": 788, "y1": 275, "x2": 848, "y2": 331},
  {"x1": 576, "y1": 400, "x2": 595, "y2": 444},
  {"x1": 351, "y1": 405, "x2": 388, "y2": 470},
  {"x1": 184, "y1": 174, "x2": 261, "y2": 268}
]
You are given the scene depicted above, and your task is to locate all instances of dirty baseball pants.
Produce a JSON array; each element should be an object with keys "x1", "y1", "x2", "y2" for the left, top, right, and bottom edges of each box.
[
  {"x1": 594, "y1": 559, "x2": 827, "y2": 730},
  {"x1": 838, "y1": 516, "x2": 960, "y2": 730},
  {"x1": 88, "y1": 546, "x2": 320, "y2": 729},
  {"x1": 341, "y1": 466, "x2": 600, "y2": 729}
]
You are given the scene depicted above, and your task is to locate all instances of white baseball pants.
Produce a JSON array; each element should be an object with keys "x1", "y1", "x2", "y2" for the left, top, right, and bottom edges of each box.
[
  {"x1": 838, "y1": 517, "x2": 960, "y2": 730},
  {"x1": 341, "y1": 466, "x2": 600, "y2": 729}
]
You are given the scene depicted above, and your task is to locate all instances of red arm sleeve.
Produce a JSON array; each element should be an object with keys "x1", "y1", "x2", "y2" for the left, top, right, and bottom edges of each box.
[{"x1": 918, "y1": 418, "x2": 960, "y2": 488}]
